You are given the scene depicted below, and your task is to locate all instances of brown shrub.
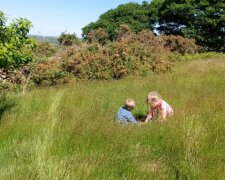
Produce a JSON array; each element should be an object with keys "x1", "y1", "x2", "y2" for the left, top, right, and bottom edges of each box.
[
  {"x1": 32, "y1": 59, "x2": 71, "y2": 86},
  {"x1": 33, "y1": 41, "x2": 57, "y2": 58},
  {"x1": 161, "y1": 35, "x2": 199, "y2": 55},
  {"x1": 61, "y1": 25, "x2": 174, "y2": 80},
  {"x1": 87, "y1": 28, "x2": 108, "y2": 45}
]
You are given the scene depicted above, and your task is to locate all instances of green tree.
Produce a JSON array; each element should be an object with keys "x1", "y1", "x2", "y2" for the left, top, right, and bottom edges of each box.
[
  {"x1": 0, "y1": 11, "x2": 35, "y2": 69},
  {"x1": 82, "y1": 2, "x2": 150, "y2": 41},
  {"x1": 149, "y1": 0, "x2": 225, "y2": 51},
  {"x1": 57, "y1": 32, "x2": 80, "y2": 46}
]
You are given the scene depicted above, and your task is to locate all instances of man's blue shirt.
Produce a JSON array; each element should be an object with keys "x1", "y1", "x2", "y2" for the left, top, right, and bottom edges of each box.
[{"x1": 116, "y1": 107, "x2": 137, "y2": 124}]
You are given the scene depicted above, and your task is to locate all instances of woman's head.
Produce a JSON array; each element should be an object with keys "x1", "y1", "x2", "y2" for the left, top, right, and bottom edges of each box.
[
  {"x1": 147, "y1": 91, "x2": 161, "y2": 107},
  {"x1": 125, "y1": 98, "x2": 136, "y2": 111}
]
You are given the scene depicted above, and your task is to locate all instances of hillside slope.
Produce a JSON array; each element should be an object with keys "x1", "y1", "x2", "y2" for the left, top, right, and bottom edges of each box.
[{"x1": 0, "y1": 58, "x2": 225, "y2": 179}]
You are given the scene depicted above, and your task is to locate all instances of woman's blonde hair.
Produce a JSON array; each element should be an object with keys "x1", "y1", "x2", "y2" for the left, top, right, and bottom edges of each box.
[{"x1": 147, "y1": 91, "x2": 161, "y2": 103}]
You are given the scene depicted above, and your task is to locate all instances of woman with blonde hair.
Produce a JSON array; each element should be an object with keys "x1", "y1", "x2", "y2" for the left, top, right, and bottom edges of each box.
[{"x1": 145, "y1": 91, "x2": 173, "y2": 123}]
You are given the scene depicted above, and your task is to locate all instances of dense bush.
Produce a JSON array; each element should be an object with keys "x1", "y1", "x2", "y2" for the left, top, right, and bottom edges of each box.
[
  {"x1": 32, "y1": 41, "x2": 57, "y2": 58},
  {"x1": 58, "y1": 32, "x2": 80, "y2": 46},
  {"x1": 161, "y1": 35, "x2": 199, "y2": 55},
  {"x1": 87, "y1": 28, "x2": 109, "y2": 45},
  {"x1": 62, "y1": 25, "x2": 174, "y2": 80},
  {"x1": 0, "y1": 11, "x2": 35, "y2": 69},
  {"x1": 31, "y1": 59, "x2": 72, "y2": 86}
]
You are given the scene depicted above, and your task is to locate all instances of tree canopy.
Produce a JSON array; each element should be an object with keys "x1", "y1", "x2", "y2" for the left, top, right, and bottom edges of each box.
[
  {"x1": 82, "y1": 2, "x2": 150, "y2": 41},
  {"x1": 149, "y1": 0, "x2": 225, "y2": 51},
  {"x1": 82, "y1": 0, "x2": 225, "y2": 51}
]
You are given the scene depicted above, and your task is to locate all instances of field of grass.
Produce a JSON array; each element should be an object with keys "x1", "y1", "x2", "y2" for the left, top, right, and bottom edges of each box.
[{"x1": 0, "y1": 57, "x2": 225, "y2": 179}]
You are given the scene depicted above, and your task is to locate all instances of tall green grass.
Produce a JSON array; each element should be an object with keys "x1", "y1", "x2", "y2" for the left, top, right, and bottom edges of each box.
[
  {"x1": 0, "y1": 58, "x2": 225, "y2": 179},
  {"x1": 175, "y1": 52, "x2": 225, "y2": 61}
]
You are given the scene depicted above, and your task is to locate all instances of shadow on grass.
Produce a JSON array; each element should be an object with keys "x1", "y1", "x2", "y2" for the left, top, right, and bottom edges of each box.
[
  {"x1": 135, "y1": 114, "x2": 146, "y2": 122},
  {"x1": 0, "y1": 95, "x2": 15, "y2": 121}
]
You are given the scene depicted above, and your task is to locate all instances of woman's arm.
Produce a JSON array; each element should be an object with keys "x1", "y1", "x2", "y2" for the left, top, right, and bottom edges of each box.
[
  {"x1": 145, "y1": 107, "x2": 153, "y2": 123},
  {"x1": 161, "y1": 109, "x2": 167, "y2": 119},
  {"x1": 160, "y1": 101, "x2": 168, "y2": 120}
]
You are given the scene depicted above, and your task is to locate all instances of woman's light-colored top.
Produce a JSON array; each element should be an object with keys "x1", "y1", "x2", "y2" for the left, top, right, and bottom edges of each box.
[{"x1": 149, "y1": 100, "x2": 173, "y2": 119}]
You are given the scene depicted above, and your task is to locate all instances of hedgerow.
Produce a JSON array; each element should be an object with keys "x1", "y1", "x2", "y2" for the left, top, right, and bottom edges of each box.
[
  {"x1": 61, "y1": 25, "x2": 174, "y2": 80},
  {"x1": 161, "y1": 35, "x2": 199, "y2": 55}
]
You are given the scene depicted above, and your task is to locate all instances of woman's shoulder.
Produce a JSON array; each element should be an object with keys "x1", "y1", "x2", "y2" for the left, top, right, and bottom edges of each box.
[{"x1": 161, "y1": 100, "x2": 170, "y2": 107}]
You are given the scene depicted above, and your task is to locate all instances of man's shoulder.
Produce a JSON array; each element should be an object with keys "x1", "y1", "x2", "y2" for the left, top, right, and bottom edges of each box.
[
  {"x1": 117, "y1": 107, "x2": 126, "y2": 113},
  {"x1": 119, "y1": 107, "x2": 131, "y2": 114},
  {"x1": 118, "y1": 106, "x2": 124, "y2": 111}
]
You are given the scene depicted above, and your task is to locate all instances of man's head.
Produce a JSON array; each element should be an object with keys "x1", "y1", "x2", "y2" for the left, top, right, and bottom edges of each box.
[{"x1": 125, "y1": 98, "x2": 136, "y2": 111}]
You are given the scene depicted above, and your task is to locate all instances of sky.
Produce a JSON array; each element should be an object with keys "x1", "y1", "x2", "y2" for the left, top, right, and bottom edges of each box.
[{"x1": 0, "y1": 0, "x2": 146, "y2": 37}]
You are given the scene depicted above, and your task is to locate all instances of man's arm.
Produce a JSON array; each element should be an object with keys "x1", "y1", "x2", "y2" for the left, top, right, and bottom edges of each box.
[{"x1": 126, "y1": 112, "x2": 137, "y2": 124}]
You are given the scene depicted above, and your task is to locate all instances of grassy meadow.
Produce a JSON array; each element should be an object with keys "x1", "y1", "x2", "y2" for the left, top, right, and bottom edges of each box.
[{"x1": 0, "y1": 57, "x2": 225, "y2": 179}]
